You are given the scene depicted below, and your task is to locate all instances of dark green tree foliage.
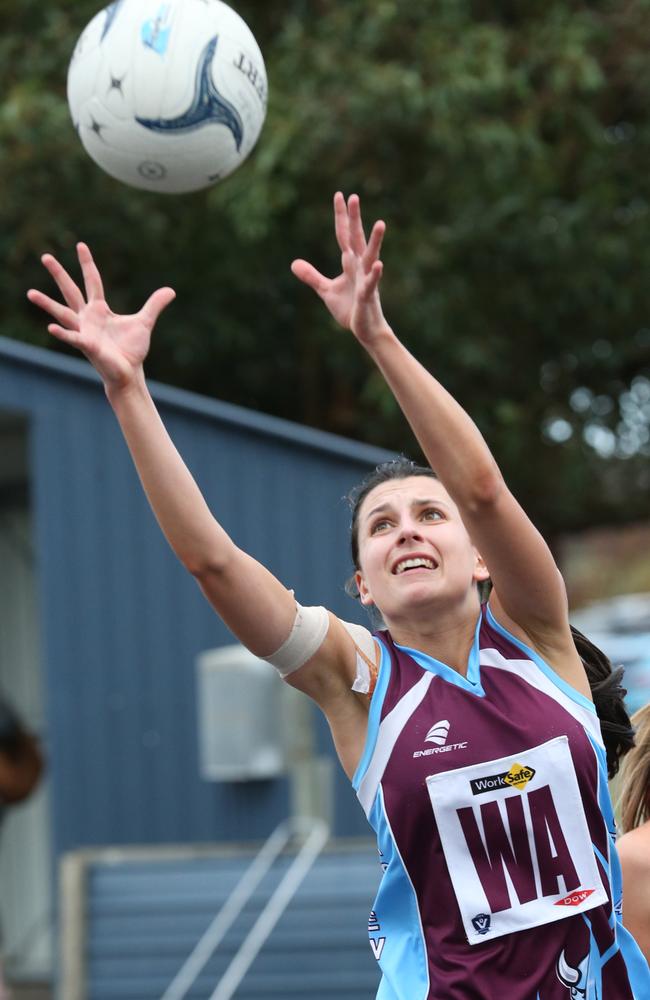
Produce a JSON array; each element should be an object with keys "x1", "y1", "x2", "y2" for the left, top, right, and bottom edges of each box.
[{"x1": 2, "y1": 0, "x2": 649, "y2": 536}]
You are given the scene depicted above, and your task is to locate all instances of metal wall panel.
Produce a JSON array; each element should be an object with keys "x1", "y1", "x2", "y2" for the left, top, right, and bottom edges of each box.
[
  {"x1": 62, "y1": 842, "x2": 381, "y2": 1000},
  {"x1": 0, "y1": 339, "x2": 394, "y2": 857}
]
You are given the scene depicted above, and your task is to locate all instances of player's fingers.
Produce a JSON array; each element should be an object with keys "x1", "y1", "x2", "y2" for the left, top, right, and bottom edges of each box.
[
  {"x1": 359, "y1": 260, "x2": 383, "y2": 300},
  {"x1": 40, "y1": 254, "x2": 85, "y2": 311},
  {"x1": 341, "y1": 248, "x2": 357, "y2": 282},
  {"x1": 77, "y1": 243, "x2": 105, "y2": 302},
  {"x1": 291, "y1": 259, "x2": 329, "y2": 293},
  {"x1": 47, "y1": 323, "x2": 86, "y2": 350},
  {"x1": 364, "y1": 221, "x2": 386, "y2": 273},
  {"x1": 333, "y1": 191, "x2": 350, "y2": 253},
  {"x1": 26, "y1": 289, "x2": 81, "y2": 330},
  {"x1": 347, "y1": 194, "x2": 368, "y2": 256},
  {"x1": 141, "y1": 287, "x2": 176, "y2": 326}
]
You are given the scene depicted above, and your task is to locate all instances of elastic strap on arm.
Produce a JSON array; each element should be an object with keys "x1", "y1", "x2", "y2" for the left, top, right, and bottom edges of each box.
[{"x1": 262, "y1": 602, "x2": 330, "y2": 678}]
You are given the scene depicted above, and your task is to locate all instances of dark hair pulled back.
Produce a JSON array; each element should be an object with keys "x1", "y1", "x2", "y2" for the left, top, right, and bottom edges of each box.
[
  {"x1": 569, "y1": 627, "x2": 635, "y2": 779},
  {"x1": 0, "y1": 699, "x2": 31, "y2": 762}
]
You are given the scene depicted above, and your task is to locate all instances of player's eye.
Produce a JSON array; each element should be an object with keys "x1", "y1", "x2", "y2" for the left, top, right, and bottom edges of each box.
[
  {"x1": 370, "y1": 519, "x2": 391, "y2": 534},
  {"x1": 422, "y1": 508, "x2": 444, "y2": 521}
]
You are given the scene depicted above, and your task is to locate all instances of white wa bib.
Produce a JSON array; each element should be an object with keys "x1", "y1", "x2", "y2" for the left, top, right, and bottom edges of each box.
[{"x1": 426, "y1": 736, "x2": 608, "y2": 945}]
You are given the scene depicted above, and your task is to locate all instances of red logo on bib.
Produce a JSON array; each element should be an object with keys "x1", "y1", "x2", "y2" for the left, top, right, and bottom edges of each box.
[{"x1": 554, "y1": 889, "x2": 595, "y2": 908}]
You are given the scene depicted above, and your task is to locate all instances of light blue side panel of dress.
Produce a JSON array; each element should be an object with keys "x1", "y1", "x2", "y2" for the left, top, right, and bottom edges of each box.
[
  {"x1": 366, "y1": 787, "x2": 430, "y2": 1000},
  {"x1": 585, "y1": 733, "x2": 650, "y2": 996},
  {"x1": 353, "y1": 639, "x2": 392, "y2": 789}
]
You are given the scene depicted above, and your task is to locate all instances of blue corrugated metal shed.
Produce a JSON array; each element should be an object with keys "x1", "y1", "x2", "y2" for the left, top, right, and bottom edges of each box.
[
  {"x1": 71, "y1": 842, "x2": 382, "y2": 1000},
  {"x1": 0, "y1": 336, "x2": 394, "y2": 859}
]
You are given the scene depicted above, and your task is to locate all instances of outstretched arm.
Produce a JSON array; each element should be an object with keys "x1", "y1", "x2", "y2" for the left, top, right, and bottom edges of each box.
[
  {"x1": 293, "y1": 194, "x2": 588, "y2": 696},
  {"x1": 27, "y1": 245, "x2": 378, "y2": 779},
  {"x1": 27, "y1": 245, "x2": 299, "y2": 657}
]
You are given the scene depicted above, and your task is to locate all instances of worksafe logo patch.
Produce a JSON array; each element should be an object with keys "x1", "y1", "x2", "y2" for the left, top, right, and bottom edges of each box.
[
  {"x1": 470, "y1": 762, "x2": 536, "y2": 795},
  {"x1": 504, "y1": 762, "x2": 536, "y2": 790}
]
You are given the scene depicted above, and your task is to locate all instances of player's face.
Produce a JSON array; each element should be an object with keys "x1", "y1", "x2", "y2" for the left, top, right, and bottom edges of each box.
[{"x1": 354, "y1": 477, "x2": 488, "y2": 622}]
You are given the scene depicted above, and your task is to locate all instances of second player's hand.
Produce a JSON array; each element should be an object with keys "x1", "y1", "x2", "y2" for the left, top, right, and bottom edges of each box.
[
  {"x1": 27, "y1": 242, "x2": 176, "y2": 390},
  {"x1": 291, "y1": 192, "x2": 391, "y2": 346}
]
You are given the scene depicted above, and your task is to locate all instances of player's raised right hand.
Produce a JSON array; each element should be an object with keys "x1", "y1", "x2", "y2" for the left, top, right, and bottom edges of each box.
[{"x1": 27, "y1": 243, "x2": 175, "y2": 390}]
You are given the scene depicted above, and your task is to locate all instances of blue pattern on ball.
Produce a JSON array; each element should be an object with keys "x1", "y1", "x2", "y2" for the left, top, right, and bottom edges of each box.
[{"x1": 136, "y1": 35, "x2": 244, "y2": 151}]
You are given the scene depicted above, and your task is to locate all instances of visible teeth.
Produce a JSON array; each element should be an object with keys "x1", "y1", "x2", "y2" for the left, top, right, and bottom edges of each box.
[{"x1": 396, "y1": 557, "x2": 435, "y2": 574}]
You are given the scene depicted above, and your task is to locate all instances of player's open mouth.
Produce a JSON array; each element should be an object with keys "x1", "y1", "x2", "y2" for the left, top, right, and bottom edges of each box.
[{"x1": 392, "y1": 556, "x2": 438, "y2": 575}]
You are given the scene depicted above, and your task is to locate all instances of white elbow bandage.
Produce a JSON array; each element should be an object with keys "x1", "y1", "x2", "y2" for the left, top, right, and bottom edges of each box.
[
  {"x1": 263, "y1": 602, "x2": 330, "y2": 678},
  {"x1": 263, "y1": 602, "x2": 379, "y2": 693}
]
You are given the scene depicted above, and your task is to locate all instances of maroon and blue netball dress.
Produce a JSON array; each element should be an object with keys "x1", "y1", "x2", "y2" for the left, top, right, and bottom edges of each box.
[{"x1": 352, "y1": 604, "x2": 650, "y2": 999}]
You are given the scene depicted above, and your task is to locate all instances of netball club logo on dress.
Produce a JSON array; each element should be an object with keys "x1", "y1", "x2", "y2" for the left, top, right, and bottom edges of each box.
[
  {"x1": 412, "y1": 719, "x2": 469, "y2": 758},
  {"x1": 470, "y1": 762, "x2": 536, "y2": 795},
  {"x1": 471, "y1": 913, "x2": 491, "y2": 935}
]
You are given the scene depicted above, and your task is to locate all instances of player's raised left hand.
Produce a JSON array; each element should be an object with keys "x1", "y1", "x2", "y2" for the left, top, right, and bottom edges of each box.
[{"x1": 291, "y1": 192, "x2": 390, "y2": 346}]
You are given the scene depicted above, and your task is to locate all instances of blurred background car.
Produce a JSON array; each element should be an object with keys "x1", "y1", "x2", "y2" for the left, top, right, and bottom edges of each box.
[{"x1": 571, "y1": 593, "x2": 650, "y2": 715}]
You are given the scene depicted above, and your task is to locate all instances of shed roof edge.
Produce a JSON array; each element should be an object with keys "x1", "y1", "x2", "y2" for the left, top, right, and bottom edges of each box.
[{"x1": 0, "y1": 336, "x2": 395, "y2": 466}]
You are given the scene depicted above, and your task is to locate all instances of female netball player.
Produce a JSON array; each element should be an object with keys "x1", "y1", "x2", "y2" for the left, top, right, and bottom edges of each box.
[{"x1": 27, "y1": 193, "x2": 649, "y2": 999}]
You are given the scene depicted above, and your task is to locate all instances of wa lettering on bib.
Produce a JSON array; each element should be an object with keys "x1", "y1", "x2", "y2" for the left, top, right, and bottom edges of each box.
[{"x1": 426, "y1": 736, "x2": 608, "y2": 945}]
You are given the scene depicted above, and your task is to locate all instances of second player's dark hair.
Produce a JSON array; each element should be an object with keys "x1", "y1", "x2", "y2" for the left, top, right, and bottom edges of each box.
[{"x1": 0, "y1": 699, "x2": 30, "y2": 762}]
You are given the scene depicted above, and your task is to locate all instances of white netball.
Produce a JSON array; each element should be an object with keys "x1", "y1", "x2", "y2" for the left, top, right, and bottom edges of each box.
[{"x1": 67, "y1": 0, "x2": 267, "y2": 194}]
